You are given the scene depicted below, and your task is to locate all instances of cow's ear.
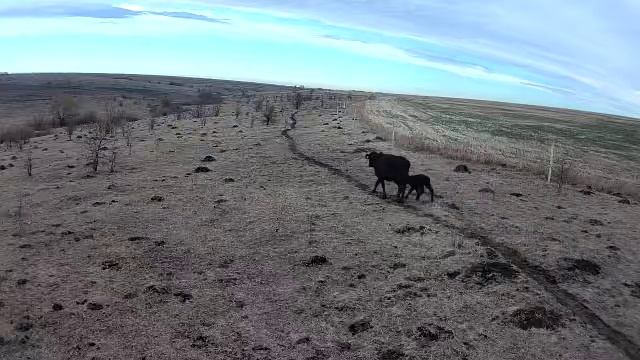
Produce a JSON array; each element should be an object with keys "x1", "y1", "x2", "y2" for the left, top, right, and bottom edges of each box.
[{"x1": 365, "y1": 154, "x2": 370, "y2": 159}]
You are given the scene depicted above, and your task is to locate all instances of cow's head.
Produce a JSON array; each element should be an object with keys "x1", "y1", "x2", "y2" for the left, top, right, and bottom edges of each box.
[{"x1": 365, "y1": 151, "x2": 383, "y2": 167}]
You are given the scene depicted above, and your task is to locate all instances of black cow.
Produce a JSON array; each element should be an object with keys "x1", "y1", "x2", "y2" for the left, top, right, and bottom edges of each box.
[
  {"x1": 365, "y1": 151, "x2": 410, "y2": 202},
  {"x1": 405, "y1": 174, "x2": 435, "y2": 202}
]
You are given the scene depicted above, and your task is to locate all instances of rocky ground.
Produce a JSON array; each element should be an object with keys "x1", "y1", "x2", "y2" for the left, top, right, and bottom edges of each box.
[{"x1": 1, "y1": 95, "x2": 639, "y2": 360}]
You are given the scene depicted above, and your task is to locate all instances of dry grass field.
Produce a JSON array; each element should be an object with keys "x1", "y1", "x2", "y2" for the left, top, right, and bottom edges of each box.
[{"x1": 1, "y1": 74, "x2": 639, "y2": 360}]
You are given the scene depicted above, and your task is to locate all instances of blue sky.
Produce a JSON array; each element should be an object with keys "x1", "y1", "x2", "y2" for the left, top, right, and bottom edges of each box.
[{"x1": 1, "y1": 1, "x2": 639, "y2": 118}]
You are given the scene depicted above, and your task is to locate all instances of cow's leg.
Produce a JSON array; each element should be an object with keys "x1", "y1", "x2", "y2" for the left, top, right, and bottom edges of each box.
[
  {"x1": 397, "y1": 183, "x2": 406, "y2": 203},
  {"x1": 372, "y1": 178, "x2": 381, "y2": 193},
  {"x1": 380, "y1": 181, "x2": 387, "y2": 199},
  {"x1": 416, "y1": 186, "x2": 423, "y2": 201}
]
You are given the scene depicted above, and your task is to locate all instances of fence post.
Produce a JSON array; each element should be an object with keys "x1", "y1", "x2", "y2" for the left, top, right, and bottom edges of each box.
[
  {"x1": 547, "y1": 142, "x2": 555, "y2": 183},
  {"x1": 392, "y1": 125, "x2": 396, "y2": 147}
]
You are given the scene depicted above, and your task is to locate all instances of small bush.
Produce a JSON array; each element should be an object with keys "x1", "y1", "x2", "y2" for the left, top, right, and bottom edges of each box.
[
  {"x1": 263, "y1": 103, "x2": 276, "y2": 125},
  {"x1": 25, "y1": 148, "x2": 33, "y2": 176},
  {"x1": 293, "y1": 92, "x2": 304, "y2": 110},
  {"x1": 50, "y1": 95, "x2": 78, "y2": 127},
  {"x1": 65, "y1": 118, "x2": 77, "y2": 140},
  {"x1": 77, "y1": 111, "x2": 98, "y2": 126},
  {"x1": 30, "y1": 114, "x2": 49, "y2": 131}
]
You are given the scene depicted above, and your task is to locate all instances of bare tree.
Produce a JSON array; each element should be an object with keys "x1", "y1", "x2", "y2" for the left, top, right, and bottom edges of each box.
[
  {"x1": 50, "y1": 95, "x2": 78, "y2": 127},
  {"x1": 213, "y1": 105, "x2": 221, "y2": 117},
  {"x1": 148, "y1": 117, "x2": 156, "y2": 132},
  {"x1": 83, "y1": 116, "x2": 113, "y2": 172},
  {"x1": 262, "y1": 103, "x2": 276, "y2": 125},
  {"x1": 293, "y1": 92, "x2": 304, "y2": 110}
]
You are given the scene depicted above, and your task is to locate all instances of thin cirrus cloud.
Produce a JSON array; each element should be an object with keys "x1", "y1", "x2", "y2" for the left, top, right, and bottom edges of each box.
[
  {"x1": 0, "y1": 2, "x2": 228, "y2": 23},
  {"x1": 0, "y1": 0, "x2": 638, "y2": 118}
]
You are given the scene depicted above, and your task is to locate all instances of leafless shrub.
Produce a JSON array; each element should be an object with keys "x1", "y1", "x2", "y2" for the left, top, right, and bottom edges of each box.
[
  {"x1": 50, "y1": 95, "x2": 78, "y2": 127},
  {"x1": 0, "y1": 127, "x2": 16, "y2": 149},
  {"x1": 255, "y1": 96, "x2": 265, "y2": 112},
  {"x1": 122, "y1": 122, "x2": 134, "y2": 155},
  {"x1": 25, "y1": 148, "x2": 33, "y2": 176},
  {"x1": 30, "y1": 114, "x2": 49, "y2": 131},
  {"x1": 148, "y1": 117, "x2": 156, "y2": 132},
  {"x1": 150, "y1": 97, "x2": 182, "y2": 117},
  {"x1": 234, "y1": 102, "x2": 241, "y2": 123},
  {"x1": 65, "y1": 118, "x2": 77, "y2": 140},
  {"x1": 262, "y1": 103, "x2": 276, "y2": 125},
  {"x1": 83, "y1": 116, "x2": 113, "y2": 172},
  {"x1": 556, "y1": 158, "x2": 572, "y2": 192},
  {"x1": 108, "y1": 150, "x2": 117, "y2": 173},
  {"x1": 196, "y1": 89, "x2": 221, "y2": 105},
  {"x1": 192, "y1": 104, "x2": 206, "y2": 119},
  {"x1": 213, "y1": 105, "x2": 221, "y2": 117},
  {"x1": 76, "y1": 110, "x2": 97, "y2": 126},
  {"x1": 293, "y1": 92, "x2": 304, "y2": 110},
  {"x1": 15, "y1": 126, "x2": 33, "y2": 151},
  {"x1": 104, "y1": 102, "x2": 122, "y2": 134}
]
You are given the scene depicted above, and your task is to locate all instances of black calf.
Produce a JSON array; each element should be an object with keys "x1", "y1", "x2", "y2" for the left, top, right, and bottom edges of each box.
[{"x1": 405, "y1": 174, "x2": 435, "y2": 202}]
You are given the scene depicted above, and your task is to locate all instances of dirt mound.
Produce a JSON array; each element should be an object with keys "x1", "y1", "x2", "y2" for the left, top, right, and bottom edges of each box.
[
  {"x1": 304, "y1": 255, "x2": 328, "y2": 267},
  {"x1": 410, "y1": 323, "x2": 454, "y2": 347},
  {"x1": 463, "y1": 261, "x2": 518, "y2": 285},
  {"x1": 628, "y1": 283, "x2": 640, "y2": 298},
  {"x1": 349, "y1": 318, "x2": 372, "y2": 335},
  {"x1": 194, "y1": 166, "x2": 211, "y2": 173},
  {"x1": 509, "y1": 306, "x2": 561, "y2": 330},
  {"x1": 454, "y1": 164, "x2": 470, "y2": 173},
  {"x1": 378, "y1": 349, "x2": 406, "y2": 359},
  {"x1": 560, "y1": 257, "x2": 601, "y2": 276},
  {"x1": 394, "y1": 224, "x2": 428, "y2": 235}
]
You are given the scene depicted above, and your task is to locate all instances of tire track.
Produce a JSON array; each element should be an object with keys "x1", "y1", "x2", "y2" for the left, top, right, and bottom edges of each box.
[{"x1": 282, "y1": 126, "x2": 640, "y2": 360}]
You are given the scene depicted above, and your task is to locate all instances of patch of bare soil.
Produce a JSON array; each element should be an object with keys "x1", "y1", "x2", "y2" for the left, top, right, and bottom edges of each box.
[{"x1": 509, "y1": 306, "x2": 562, "y2": 330}]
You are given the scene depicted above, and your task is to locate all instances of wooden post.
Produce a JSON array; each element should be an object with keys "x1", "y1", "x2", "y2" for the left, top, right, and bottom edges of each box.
[
  {"x1": 392, "y1": 125, "x2": 396, "y2": 147},
  {"x1": 547, "y1": 142, "x2": 555, "y2": 183}
]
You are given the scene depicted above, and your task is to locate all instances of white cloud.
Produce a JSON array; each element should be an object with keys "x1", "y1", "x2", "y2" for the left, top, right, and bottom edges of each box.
[{"x1": 116, "y1": 3, "x2": 145, "y2": 12}]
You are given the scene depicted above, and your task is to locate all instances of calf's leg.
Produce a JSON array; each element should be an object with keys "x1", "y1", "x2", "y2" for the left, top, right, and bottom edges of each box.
[
  {"x1": 426, "y1": 181, "x2": 435, "y2": 202},
  {"x1": 405, "y1": 186, "x2": 415, "y2": 199}
]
